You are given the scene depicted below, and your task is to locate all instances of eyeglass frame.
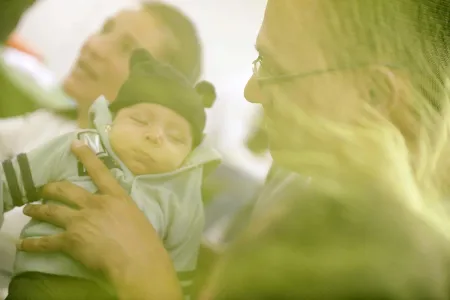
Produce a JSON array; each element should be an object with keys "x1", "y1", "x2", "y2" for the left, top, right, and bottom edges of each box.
[{"x1": 252, "y1": 56, "x2": 399, "y2": 86}]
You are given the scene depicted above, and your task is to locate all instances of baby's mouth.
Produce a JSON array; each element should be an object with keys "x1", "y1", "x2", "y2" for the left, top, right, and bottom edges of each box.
[{"x1": 133, "y1": 150, "x2": 156, "y2": 163}]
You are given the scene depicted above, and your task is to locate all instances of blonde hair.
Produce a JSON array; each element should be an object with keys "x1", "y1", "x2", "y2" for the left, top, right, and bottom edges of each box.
[{"x1": 266, "y1": 0, "x2": 450, "y2": 232}]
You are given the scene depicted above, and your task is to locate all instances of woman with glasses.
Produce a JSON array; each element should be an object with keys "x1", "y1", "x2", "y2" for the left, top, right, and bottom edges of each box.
[{"x1": 202, "y1": 0, "x2": 450, "y2": 298}]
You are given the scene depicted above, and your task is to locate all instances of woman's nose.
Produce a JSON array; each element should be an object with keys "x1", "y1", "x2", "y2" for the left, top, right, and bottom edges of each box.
[{"x1": 244, "y1": 75, "x2": 265, "y2": 104}]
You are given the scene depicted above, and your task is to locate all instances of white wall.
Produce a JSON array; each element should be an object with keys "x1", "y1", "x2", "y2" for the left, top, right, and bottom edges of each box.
[{"x1": 15, "y1": 0, "x2": 271, "y2": 179}]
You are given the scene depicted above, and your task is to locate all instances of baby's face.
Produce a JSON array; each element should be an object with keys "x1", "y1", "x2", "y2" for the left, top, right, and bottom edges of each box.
[{"x1": 109, "y1": 103, "x2": 193, "y2": 175}]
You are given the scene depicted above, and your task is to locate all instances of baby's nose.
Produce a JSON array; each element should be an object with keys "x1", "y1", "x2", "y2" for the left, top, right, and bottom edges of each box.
[{"x1": 145, "y1": 128, "x2": 163, "y2": 145}]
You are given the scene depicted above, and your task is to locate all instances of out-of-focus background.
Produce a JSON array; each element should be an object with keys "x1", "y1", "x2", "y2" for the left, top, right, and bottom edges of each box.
[{"x1": 14, "y1": 0, "x2": 271, "y2": 180}]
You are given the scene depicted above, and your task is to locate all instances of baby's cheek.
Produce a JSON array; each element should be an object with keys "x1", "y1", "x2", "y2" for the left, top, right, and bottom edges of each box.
[
  {"x1": 169, "y1": 152, "x2": 189, "y2": 169},
  {"x1": 155, "y1": 160, "x2": 176, "y2": 173},
  {"x1": 109, "y1": 133, "x2": 134, "y2": 163},
  {"x1": 155, "y1": 155, "x2": 183, "y2": 173},
  {"x1": 109, "y1": 127, "x2": 126, "y2": 146},
  {"x1": 129, "y1": 160, "x2": 151, "y2": 175}
]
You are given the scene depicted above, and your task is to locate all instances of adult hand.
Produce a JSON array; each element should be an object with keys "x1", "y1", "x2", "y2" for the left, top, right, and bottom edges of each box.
[{"x1": 18, "y1": 140, "x2": 183, "y2": 300}]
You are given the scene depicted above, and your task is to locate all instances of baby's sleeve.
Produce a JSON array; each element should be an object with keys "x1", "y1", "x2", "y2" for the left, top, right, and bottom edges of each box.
[
  {"x1": 0, "y1": 132, "x2": 77, "y2": 224},
  {"x1": 173, "y1": 209, "x2": 204, "y2": 300},
  {"x1": 165, "y1": 191, "x2": 204, "y2": 300},
  {"x1": 131, "y1": 185, "x2": 202, "y2": 299}
]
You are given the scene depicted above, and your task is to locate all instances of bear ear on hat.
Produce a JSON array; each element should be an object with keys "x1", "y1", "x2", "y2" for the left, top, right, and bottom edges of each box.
[
  {"x1": 195, "y1": 81, "x2": 216, "y2": 108},
  {"x1": 129, "y1": 48, "x2": 157, "y2": 72}
]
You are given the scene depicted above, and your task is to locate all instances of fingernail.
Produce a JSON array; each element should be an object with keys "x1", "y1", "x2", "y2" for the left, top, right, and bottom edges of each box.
[
  {"x1": 23, "y1": 205, "x2": 30, "y2": 214},
  {"x1": 16, "y1": 240, "x2": 23, "y2": 251},
  {"x1": 72, "y1": 140, "x2": 85, "y2": 148}
]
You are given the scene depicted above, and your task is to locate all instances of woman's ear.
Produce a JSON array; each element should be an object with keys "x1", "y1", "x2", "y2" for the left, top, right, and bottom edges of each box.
[
  {"x1": 367, "y1": 65, "x2": 400, "y2": 113},
  {"x1": 129, "y1": 48, "x2": 156, "y2": 73}
]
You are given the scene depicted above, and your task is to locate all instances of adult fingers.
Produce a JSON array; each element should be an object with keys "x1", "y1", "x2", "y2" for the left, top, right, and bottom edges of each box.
[
  {"x1": 71, "y1": 140, "x2": 129, "y2": 199},
  {"x1": 17, "y1": 233, "x2": 66, "y2": 253},
  {"x1": 41, "y1": 181, "x2": 90, "y2": 208},
  {"x1": 23, "y1": 203, "x2": 75, "y2": 228}
]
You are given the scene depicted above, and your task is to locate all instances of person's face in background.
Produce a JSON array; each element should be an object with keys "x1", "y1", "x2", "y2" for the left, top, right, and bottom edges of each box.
[
  {"x1": 63, "y1": 8, "x2": 176, "y2": 108},
  {"x1": 0, "y1": 0, "x2": 36, "y2": 43}
]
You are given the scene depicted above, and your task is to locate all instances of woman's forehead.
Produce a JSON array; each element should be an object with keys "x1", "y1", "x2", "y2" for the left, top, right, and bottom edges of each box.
[
  {"x1": 263, "y1": 0, "x2": 319, "y2": 28},
  {"x1": 113, "y1": 9, "x2": 162, "y2": 37},
  {"x1": 109, "y1": 9, "x2": 174, "y2": 58},
  {"x1": 258, "y1": 0, "x2": 325, "y2": 73}
]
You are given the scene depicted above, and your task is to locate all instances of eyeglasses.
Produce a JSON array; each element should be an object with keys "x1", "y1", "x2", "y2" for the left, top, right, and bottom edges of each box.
[{"x1": 252, "y1": 55, "x2": 399, "y2": 86}]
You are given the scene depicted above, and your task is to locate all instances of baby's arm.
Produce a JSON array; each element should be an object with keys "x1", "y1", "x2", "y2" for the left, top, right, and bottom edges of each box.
[
  {"x1": 0, "y1": 132, "x2": 78, "y2": 225},
  {"x1": 173, "y1": 211, "x2": 203, "y2": 300}
]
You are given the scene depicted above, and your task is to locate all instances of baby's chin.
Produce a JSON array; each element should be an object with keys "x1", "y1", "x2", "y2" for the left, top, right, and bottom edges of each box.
[
  {"x1": 126, "y1": 159, "x2": 158, "y2": 175},
  {"x1": 126, "y1": 158, "x2": 179, "y2": 175}
]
